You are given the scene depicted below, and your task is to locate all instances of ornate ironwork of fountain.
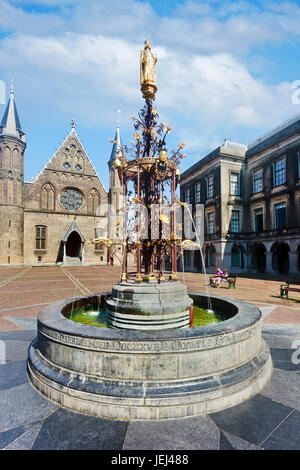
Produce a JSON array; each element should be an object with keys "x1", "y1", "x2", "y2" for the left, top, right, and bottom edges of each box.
[
  {"x1": 101, "y1": 40, "x2": 194, "y2": 330},
  {"x1": 27, "y1": 41, "x2": 272, "y2": 420}
]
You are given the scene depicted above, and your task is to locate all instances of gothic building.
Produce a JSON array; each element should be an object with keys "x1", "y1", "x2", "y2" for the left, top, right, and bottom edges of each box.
[{"x1": 0, "y1": 83, "x2": 122, "y2": 266}]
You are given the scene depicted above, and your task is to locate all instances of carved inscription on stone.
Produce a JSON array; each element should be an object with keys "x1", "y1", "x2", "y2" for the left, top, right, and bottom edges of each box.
[{"x1": 39, "y1": 322, "x2": 261, "y2": 354}]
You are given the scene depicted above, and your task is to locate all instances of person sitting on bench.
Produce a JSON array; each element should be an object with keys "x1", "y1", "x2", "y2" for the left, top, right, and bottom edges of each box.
[
  {"x1": 221, "y1": 269, "x2": 229, "y2": 284},
  {"x1": 210, "y1": 268, "x2": 223, "y2": 287}
]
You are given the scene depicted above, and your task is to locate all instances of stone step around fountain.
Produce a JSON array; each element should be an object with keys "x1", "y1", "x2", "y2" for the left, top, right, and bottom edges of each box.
[{"x1": 27, "y1": 339, "x2": 271, "y2": 420}]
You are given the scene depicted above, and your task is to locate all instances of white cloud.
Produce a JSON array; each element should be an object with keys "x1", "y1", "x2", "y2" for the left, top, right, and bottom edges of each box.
[
  {"x1": 2, "y1": 0, "x2": 300, "y2": 53},
  {"x1": 157, "y1": 51, "x2": 296, "y2": 128},
  {"x1": 0, "y1": 30, "x2": 297, "y2": 134},
  {"x1": 0, "y1": 0, "x2": 300, "y2": 174}
]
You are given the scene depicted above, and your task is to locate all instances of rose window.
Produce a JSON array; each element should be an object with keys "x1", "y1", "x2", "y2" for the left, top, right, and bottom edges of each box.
[{"x1": 60, "y1": 188, "x2": 83, "y2": 211}]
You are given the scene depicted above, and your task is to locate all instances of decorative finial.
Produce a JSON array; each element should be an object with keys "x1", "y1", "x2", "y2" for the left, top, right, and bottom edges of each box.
[
  {"x1": 140, "y1": 40, "x2": 157, "y2": 101},
  {"x1": 70, "y1": 118, "x2": 77, "y2": 130},
  {"x1": 10, "y1": 75, "x2": 14, "y2": 97},
  {"x1": 117, "y1": 110, "x2": 121, "y2": 128}
]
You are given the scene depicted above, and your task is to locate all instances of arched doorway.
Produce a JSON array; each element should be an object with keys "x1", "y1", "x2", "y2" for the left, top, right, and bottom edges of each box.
[
  {"x1": 60, "y1": 221, "x2": 86, "y2": 265},
  {"x1": 205, "y1": 245, "x2": 216, "y2": 269},
  {"x1": 230, "y1": 243, "x2": 245, "y2": 270},
  {"x1": 271, "y1": 242, "x2": 290, "y2": 275},
  {"x1": 194, "y1": 249, "x2": 202, "y2": 272},
  {"x1": 252, "y1": 242, "x2": 266, "y2": 273},
  {"x1": 66, "y1": 231, "x2": 82, "y2": 258}
]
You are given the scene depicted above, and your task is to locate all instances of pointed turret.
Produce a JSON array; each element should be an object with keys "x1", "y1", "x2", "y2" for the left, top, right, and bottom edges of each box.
[
  {"x1": 0, "y1": 78, "x2": 26, "y2": 265},
  {"x1": 108, "y1": 113, "x2": 124, "y2": 263},
  {"x1": 0, "y1": 79, "x2": 25, "y2": 141},
  {"x1": 109, "y1": 111, "x2": 123, "y2": 162}
]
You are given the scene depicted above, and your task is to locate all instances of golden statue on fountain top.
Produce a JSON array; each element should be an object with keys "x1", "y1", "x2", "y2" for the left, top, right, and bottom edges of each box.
[{"x1": 140, "y1": 40, "x2": 157, "y2": 101}]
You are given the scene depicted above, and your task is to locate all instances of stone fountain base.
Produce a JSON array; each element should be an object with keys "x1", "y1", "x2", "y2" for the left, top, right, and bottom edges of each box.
[
  {"x1": 27, "y1": 292, "x2": 272, "y2": 420},
  {"x1": 106, "y1": 281, "x2": 193, "y2": 330}
]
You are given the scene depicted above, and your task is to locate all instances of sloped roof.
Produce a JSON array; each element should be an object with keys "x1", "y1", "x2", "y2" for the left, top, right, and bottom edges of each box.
[
  {"x1": 0, "y1": 82, "x2": 25, "y2": 140},
  {"x1": 32, "y1": 126, "x2": 107, "y2": 193},
  {"x1": 109, "y1": 122, "x2": 123, "y2": 162},
  {"x1": 247, "y1": 112, "x2": 300, "y2": 157}
]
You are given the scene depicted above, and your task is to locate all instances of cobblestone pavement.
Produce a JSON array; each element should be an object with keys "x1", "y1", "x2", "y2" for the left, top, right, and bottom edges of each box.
[{"x1": 0, "y1": 266, "x2": 299, "y2": 450}]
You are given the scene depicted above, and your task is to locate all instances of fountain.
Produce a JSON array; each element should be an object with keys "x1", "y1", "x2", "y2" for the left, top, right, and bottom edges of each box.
[{"x1": 27, "y1": 40, "x2": 272, "y2": 420}]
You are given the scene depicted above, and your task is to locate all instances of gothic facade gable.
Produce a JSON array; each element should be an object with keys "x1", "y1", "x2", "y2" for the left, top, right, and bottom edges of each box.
[{"x1": 23, "y1": 130, "x2": 108, "y2": 215}]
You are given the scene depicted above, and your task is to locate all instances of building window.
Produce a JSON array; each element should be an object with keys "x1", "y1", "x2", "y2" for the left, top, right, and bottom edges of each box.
[
  {"x1": 36, "y1": 226, "x2": 46, "y2": 249},
  {"x1": 274, "y1": 203, "x2": 286, "y2": 229},
  {"x1": 253, "y1": 169, "x2": 263, "y2": 194},
  {"x1": 41, "y1": 183, "x2": 55, "y2": 211},
  {"x1": 95, "y1": 228, "x2": 105, "y2": 250},
  {"x1": 88, "y1": 188, "x2": 100, "y2": 215},
  {"x1": 273, "y1": 158, "x2": 286, "y2": 187},
  {"x1": 194, "y1": 182, "x2": 201, "y2": 203},
  {"x1": 254, "y1": 208, "x2": 263, "y2": 233},
  {"x1": 8, "y1": 220, "x2": 11, "y2": 228},
  {"x1": 207, "y1": 212, "x2": 214, "y2": 235},
  {"x1": 230, "y1": 172, "x2": 239, "y2": 195},
  {"x1": 207, "y1": 176, "x2": 214, "y2": 199},
  {"x1": 183, "y1": 187, "x2": 190, "y2": 204},
  {"x1": 60, "y1": 188, "x2": 83, "y2": 211},
  {"x1": 8, "y1": 256, "x2": 10, "y2": 264},
  {"x1": 230, "y1": 210, "x2": 240, "y2": 233},
  {"x1": 298, "y1": 152, "x2": 300, "y2": 178}
]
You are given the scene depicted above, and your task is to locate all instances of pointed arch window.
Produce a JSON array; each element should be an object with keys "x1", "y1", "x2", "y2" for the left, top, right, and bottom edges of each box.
[
  {"x1": 41, "y1": 183, "x2": 55, "y2": 211},
  {"x1": 88, "y1": 188, "x2": 100, "y2": 215},
  {"x1": 12, "y1": 148, "x2": 20, "y2": 170}
]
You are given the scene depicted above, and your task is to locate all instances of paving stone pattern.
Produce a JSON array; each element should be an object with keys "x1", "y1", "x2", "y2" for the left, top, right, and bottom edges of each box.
[{"x1": 0, "y1": 266, "x2": 299, "y2": 450}]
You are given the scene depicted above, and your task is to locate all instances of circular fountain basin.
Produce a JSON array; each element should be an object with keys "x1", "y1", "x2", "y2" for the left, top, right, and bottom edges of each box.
[{"x1": 27, "y1": 291, "x2": 272, "y2": 420}]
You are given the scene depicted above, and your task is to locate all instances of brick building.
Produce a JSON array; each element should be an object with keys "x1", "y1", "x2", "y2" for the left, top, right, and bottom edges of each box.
[{"x1": 0, "y1": 83, "x2": 123, "y2": 266}]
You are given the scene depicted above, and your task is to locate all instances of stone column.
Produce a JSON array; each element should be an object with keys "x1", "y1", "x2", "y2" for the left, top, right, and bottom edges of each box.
[
  {"x1": 289, "y1": 251, "x2": 298, "y2": 274},
  {"x1": 63, "y1": 241, "x2": 66, "y2": 264},
  {"x1": 81, "y1": 243, "x2": 85, "y2": 265},
  {"x1": 266, "y1": 251, "x2": 273, "y2": 273}
]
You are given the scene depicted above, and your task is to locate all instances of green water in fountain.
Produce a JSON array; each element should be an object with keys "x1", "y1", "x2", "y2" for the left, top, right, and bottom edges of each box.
[
  {"x1": 67, "y1": 306, "x2": 108, "y2": 327},
  {"x1": 192, "y1": 306, "x2": 227, "y2": 326},
  {"x1": 66, "y1": 305, "x2": 226, "y2": 328}
]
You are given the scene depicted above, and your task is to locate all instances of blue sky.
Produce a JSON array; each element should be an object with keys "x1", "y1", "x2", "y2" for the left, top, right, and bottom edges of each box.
[{"x1": 1, "y1": 0, "x2": 300, "y2": 189}]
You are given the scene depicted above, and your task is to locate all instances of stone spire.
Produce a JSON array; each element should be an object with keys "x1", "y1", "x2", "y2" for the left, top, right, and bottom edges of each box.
[
  {"x1": 109, "y1": 110, "x2": 123, "y2": 162},
  {"x1": 0, "y1": 78, "x2": 25, "y2": 141}
]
